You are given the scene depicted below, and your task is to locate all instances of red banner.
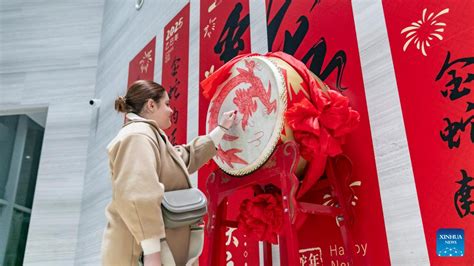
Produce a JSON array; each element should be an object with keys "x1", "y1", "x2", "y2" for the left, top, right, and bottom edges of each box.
[
  {"x1": 128, "y1": 37, "x2": 156, "y2": 88},
  {"x1": 198, "y1": 0, "x2": 257, "y2": 265},
  {"x1": 161, "y1": 4, "x2": 190, "y2": 145},
  {"x1": 266, "y1": 0, "x2": 390, "y2": 264},
  {"x1": 383, "y1": 0, "x2": 474, "y2": 264}
]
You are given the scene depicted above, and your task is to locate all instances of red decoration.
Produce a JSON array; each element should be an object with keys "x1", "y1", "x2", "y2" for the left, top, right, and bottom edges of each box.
[
  {"x1": 202, "y1": 52, "x2": 361, "y2": 250},
  {"x1": 237, "y1": 190, "x2": 283, "y2": 244},
  {"x1": 286, "y1": 88, "x2": 360, "y2": 161},
  {"x1": 202, "y1": 51, "x2": 360, "y2": 178}
]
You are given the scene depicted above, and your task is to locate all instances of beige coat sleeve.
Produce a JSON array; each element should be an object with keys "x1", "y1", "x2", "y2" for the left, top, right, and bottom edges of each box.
[
  {"x1": 174, "y1": 135, "x2": 217, "y2": 174},
  {"x1": 111, "y1": 133, "x2": 166, "y2": 245}
]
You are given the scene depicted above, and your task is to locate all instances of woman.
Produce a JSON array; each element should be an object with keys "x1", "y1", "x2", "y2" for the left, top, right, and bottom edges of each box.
[{"x1": 101, "y1": 80, "x2": 236, "y2": 265}]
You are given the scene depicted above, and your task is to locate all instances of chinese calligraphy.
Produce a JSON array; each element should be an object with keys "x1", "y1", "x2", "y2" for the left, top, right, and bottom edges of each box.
[
  {"x1": 266, "y1": 0, "x2": 347, "y2": 91},
  {"x1": 167, "y1": 56, "x2": 182, "y2": 145},
  {"x1": 214, "y1": 3, "x2": 249, "y2": 63},
  {"x1": 436, "y1": 52, "x2": 474, "y2": 218},
  {"x1": 164, "y1": 17, "x2": 183, "y2": 63},
  {"x1": 436, "y1": 52, "x2": 474, "y2": 101},
  {"x1": 440, "y1": 114, "x2": 474, "y2": 149},
  {"x1": 437, "y1": 52, "x2": 474, "y2": 149},
  {"x1": 299, "y1": 247, "x2": 323, "y2": 266},
  {"x1": 225, "y1": 227, "x2": 239, "y2": 266},
  {"x1": 454, "y1": 169, "x2": 474, "y2": 218}
]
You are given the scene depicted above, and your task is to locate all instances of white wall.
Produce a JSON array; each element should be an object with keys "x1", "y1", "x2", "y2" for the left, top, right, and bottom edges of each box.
[
  {"x1": 0, "y1": 0, "x2": 104, "y2": 265},
  {"x1": 74, "y1": 1, "x2": 196, "y2": 264}
]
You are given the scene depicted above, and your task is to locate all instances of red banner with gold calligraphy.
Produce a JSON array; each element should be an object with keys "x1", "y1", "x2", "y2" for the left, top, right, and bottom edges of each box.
[
  {"x1": 161, "y1": 3, "x2": 190, "y2": 145},
  {"x1": 128, "y1": 37, "x2": 156, "y2": 87},
  {"x1": 266, "y1": 0, "x2": 390, "y2": 264},
  {"x1": 198, "y1": 0, "x2": 259, "y2": 265},
  {"x1": 383, "y1": 0, "x2": 474, "y2": 264}
]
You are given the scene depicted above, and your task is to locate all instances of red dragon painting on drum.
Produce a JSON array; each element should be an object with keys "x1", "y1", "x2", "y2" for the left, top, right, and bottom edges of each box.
[
  {"x1": 204, "y1": 55, "x2": 287, "y2": 175},
  {"x1": 207, "y1": 59, "x2": 280, "y2": 169},
  {"x1": 231, "y1": 60, "x2": 277, "y2": 131},
  {"x1": 203, "y1": 51, "x2": 359, "y2": 181}
]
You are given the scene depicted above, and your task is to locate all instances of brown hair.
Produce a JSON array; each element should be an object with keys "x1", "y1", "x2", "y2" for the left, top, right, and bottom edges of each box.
[{"x1": 114, "y1": 80, "x2": 167, "y2": 114}]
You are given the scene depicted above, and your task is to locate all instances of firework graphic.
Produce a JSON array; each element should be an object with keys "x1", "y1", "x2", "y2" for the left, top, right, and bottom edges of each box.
[
  {"x1": 205, "y1": 64, "x2": 215, "y2": 78},
  {"x1": 401, "y1": 8, "x2": 449, "y2": 56},
  {"x1": 204, "y1": 17, "x2": 217, "y2": 38},
  {"x1": 139, "y1": 50, "x2": 153, "y2": 73},
  {"x1": 322, "y1": 180, "x2": 362, "y2": 207}
]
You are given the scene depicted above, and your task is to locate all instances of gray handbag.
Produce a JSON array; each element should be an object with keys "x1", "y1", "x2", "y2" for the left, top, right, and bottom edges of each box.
[{"x1": 161, "y1": 187, "x2": 208, "y2": 228}]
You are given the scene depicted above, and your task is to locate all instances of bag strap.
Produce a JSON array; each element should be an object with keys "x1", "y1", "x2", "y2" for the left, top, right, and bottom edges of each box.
[{"x1": 148, "y1": 125, "x2": 193, "y2": 188}]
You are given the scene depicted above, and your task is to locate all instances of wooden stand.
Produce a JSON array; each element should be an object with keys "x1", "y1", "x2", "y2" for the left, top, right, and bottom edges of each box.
[{"x1": 205, "y1": 141, "x2": 355, "y2": 265}]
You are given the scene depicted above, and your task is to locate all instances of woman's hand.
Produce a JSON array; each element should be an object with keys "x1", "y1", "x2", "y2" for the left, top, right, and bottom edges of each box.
[
  {"x1": 144, "y1": 252, "x2": 161, "y2": 266},
  {"x1": 219, "y1": 110, "x2": 237, "y2": 130}
]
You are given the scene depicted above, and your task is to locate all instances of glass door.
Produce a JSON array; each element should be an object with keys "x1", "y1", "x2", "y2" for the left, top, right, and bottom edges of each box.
[{"x1": 0, "y1": 115, "x2": 44, "y2": 265}]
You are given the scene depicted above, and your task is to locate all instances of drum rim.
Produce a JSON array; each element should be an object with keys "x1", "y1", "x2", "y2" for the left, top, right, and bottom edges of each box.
[{"x1": 207, "y1": 55, "x2": 288, "y2": 176}]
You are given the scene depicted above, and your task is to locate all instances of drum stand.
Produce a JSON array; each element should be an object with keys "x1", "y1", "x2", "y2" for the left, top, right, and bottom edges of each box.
[{"x1": 205, "y1": 141, "x2": 355, "y2": 265}]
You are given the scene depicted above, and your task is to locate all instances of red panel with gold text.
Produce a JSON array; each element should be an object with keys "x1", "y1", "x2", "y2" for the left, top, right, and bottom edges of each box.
[
  {"x1": 266, "y1": 0, "x2": 390, "y2": 264},
  {"x1": 383, "y1": 0, "x2": 474, "y2": 264}
]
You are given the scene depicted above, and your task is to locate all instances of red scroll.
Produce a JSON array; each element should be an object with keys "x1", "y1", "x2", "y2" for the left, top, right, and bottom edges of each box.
[
  {"x1": 161, "y1": 4, "x2": 190, "y2": 145},
  {"x1": 383, "y1": 0, "x2": 474, "y2": 263}
]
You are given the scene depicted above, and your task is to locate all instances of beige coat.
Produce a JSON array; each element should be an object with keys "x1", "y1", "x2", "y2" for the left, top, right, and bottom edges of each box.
[{"x1": 101, "y1": 114, "x2": 216, "y2": 265}]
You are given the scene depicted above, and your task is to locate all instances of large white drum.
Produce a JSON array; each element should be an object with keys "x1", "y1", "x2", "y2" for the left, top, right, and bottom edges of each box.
[
  {"x1": 204, "y1": 52, "x2": 359, "y2": 200},
  {"x1": 206, "y1": 56, "x2": 288, "y2": 176}
]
